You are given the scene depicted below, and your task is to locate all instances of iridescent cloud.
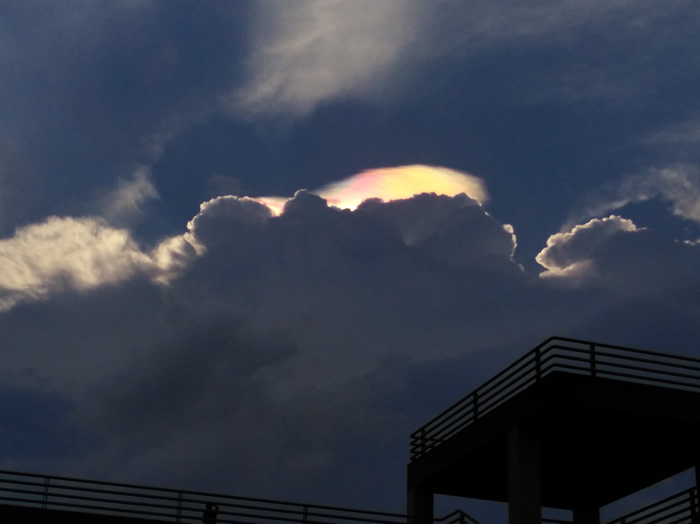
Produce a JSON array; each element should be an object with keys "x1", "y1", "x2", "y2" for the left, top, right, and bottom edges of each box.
[{"x1": 257, "y1": 165, "x2": 488, "y2": 216}]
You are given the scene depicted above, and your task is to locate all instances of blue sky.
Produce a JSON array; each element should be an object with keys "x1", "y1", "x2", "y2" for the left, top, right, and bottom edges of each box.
[{"x1": 0, "y1": 1, "x2": 699, "y2": 522}]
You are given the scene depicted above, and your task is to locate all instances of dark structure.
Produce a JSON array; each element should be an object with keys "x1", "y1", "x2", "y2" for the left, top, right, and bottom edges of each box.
[
  {"x1": 2, "y1": 336, "x2": 700, "y2": 523},
  {"x1": 406, "y1": 336, "x2": 700, "y2": 524},
  {"x1": 0, "y1": 468, "x2": 476, "y2": 524}
]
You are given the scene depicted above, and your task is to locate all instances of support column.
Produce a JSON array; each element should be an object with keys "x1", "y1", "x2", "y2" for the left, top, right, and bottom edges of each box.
[
  {"x1": 508, "y1": 424, "x2": 541, "y2": 524},
  {"x1": 407, "y1": 485, "x2": 434, "y2": 524},
  {"x1": 692, "y1": 465, "x2": 700, "y2": 524},
  {"x1": 573, "y1": 507, "x2": 600, "y2": 524}
]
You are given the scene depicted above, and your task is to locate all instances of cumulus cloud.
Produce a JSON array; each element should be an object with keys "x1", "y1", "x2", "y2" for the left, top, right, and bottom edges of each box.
[
  {"x1": 568, "y1": 165, "x2": 700, "y2": 228},
  {"x1": 537, "y1": 215, "x2": 640, "y2": 283},
  {"x1": 358, "y1": 193, "x2": 517, "y2": 269},
  {"x1": 537, "y1": 214, "x2": 700, "y2": 294},
  {"x1": 0, "y1": 185, "x2": 699, "y2": 509},
  {"x1": 0, "y1": 190, "x2": 543, "y2": 499}
]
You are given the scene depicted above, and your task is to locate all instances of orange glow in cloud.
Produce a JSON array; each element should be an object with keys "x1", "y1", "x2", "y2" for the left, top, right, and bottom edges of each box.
[{"x1": 257, "y1": 165, "x2": 488, "y2": 216}]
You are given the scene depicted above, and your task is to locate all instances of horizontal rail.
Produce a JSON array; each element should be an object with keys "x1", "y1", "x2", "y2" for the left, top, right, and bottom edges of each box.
[
  {"x1": 0, "y1": 469, "x2": 481, "y2": 524},
  {"x1": 410, "y1": 336, "x2": 700, "y2": 460},
  {"x1": 607, "y1": 487, "x2": 698, "y2": 524},
  {"x1": 433, "y1": 509, "x2": 481, "y2": 524}
]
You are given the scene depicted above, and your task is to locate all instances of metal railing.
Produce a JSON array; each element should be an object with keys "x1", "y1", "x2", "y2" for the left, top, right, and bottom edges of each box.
[
  {"x1": 0, "y1": 469, "x2": 481, "y2": 524},
  {"x1": 607, "y1": 487, "x2": 699, "y2": 524},
  {"x1": 410, "y1": 336, "x2": 700, "y2": 460},
  {"x1": 434, "y1": 509, "x2": 480, "y2": 524}
]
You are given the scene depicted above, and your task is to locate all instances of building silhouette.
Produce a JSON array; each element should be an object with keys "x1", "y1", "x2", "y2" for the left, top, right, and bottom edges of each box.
[
  {"x1": 2, "y1": 336, "x2": 700, "y2": 523},
  {"x1": 408, "y1": 336, "x2": 700, "y2": 524}
]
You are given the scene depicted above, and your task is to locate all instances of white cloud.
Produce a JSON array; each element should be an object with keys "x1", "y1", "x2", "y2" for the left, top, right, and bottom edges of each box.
[
  {"x1": 230, "y1": 0, "x2": 423, "y2": 117},
  {"x1": 569, "y1": 164, "x2": 700, "y2": 227},
  {"x1": 0, "y1": 214, "x2": 198, "y2": 311},
  {"x1": 536, "y1": 215, "x2": 639, "y2": 283},
  {"x1": 229, "y1": 0, "x2": 692, "y2": 119},
  {"x1": 0, "y1": 217, "x2": 153, "y2": 310}
]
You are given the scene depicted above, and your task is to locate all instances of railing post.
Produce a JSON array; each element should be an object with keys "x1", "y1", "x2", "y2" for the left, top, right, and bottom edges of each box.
[
  {"x1": 590, "y1": 343, "x2": 597, "y2": 378},
  {"x1": 535, "y1": 347, "x2": 541, "y2": 381},
  {"x1": 473, "y1": 391, "x2": 479, "y2": 421},
  {"x1": 302, "y1": 504, "x2": 308, "y2": 524},
  {"x1": 42, "y1": 477, "x2": 50, "y2": 509},
  {"x1": 420, "y1": 428, "x2": 427, "y2": 455},
  {"x1": 176, "y1": 491, "x2": 182, "y2": 522}
]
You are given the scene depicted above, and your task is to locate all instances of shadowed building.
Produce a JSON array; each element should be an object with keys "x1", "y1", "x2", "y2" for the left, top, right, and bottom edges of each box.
[
  {"x1": 406, "y1": 336, "x2": 700, "y2": 524},
  {"x1": 2, "y1": 336, "x2": 700, "y2": 523}
]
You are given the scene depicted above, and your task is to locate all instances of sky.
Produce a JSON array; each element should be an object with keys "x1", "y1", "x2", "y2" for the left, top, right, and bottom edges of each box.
[{"x1": 0, "y1": 1, "x2": 700, "y2": 522}]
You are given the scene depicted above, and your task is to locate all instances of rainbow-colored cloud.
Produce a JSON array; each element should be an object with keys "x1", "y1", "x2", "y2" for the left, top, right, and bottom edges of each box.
[{"x1": 258, "y1": 165, "x2": 487, "y2": 215}]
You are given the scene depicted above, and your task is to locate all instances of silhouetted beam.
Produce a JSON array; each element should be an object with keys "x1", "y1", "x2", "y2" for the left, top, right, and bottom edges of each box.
[{"x1": 0, "y1": 503, "x2": 172, "y2": 524}]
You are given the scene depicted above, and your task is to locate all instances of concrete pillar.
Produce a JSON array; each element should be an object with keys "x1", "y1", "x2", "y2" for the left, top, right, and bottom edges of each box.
[
  {"x1": 573, "y1": 507, "x2": 600, "y2": 524},
  {"x1": 508, "y1": 425, "x2": 541, "y2": 524},
  {"x1": 407, "y1": 486, "x2": 434, "y2": 524},
  {"x1": 692, "y1": 465, "x2": 700, "y2": 524}
]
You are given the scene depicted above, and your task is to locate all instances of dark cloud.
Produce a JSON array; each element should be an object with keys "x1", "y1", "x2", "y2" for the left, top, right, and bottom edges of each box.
[{"x1": 0, "y1": 188, "x2": 698, "y2": 514}]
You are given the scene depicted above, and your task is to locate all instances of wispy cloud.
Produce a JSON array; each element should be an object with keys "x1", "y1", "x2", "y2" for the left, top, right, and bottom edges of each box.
[
  {"x1": 99, "y1": 167, "x2": 159, "y2": 227},
  {"x1": 229, "y1": 0, "x2": 696, "y2": 119},
  {"x1": 645, "y1": 119, "x2": 700, "y2": 146},
  {"x1": 230, "y1": 0, "x2": 424, "y2": 118},
  {"x1": 568, "y1": 164, "x2": 700, "y2": 229}
]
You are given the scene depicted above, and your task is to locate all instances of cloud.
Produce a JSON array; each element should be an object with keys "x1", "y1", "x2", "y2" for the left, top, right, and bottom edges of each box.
[
  {"x1": 537, "y1": 215, "x2": 700, "y2": 294},
  {"x1": 537, "y1": 215, "x2": 640, "y2": 283},
  {"x1": 0, "y1": 185, "x2": 698, "y2": 510},
  {"x1": 646, "y1": 119, "x2": 700, "y2": 146},
  {"x1": 156, "y1": 191, "x2": 529, "y2": 404},
  {"x1": 229, "y1": 0, "x2": 700, "y2": 119},
  {"x1": 0, "y1": 215, "x2": 193, "y2": 311},
  {"x1": 358, "y1": 193, "x2": 517, "y2": 270},
  {"x1": 230, "y1": 0, "x2": 424, "y2": 118},
  {"x1": 98, "y1": 166, "x2": 160, "y2": 227},
  {"x1": 569, "y1": 164, "x2": 700, "y2": 228},
  {"x1": 0, "y1": 163, "x2": 491, "y2": 312},
  {"x1": 0, "y1": 190, "x2": 540, "y2": 499},
  {"x1": 258, "y1": 165, "x2": 489, "y2": 215}
]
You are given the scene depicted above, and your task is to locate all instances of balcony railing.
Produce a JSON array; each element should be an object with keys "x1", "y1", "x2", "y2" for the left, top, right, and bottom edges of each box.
[
  {"x1": 0, "y1": 469, "x2": 481, "y2": 524},
  {"x1": 607, "y1": 486, "x2": 699, "y2": 524},
  {"x1": 410, "y1": 336, "x2": 700, "y2": 461}
]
